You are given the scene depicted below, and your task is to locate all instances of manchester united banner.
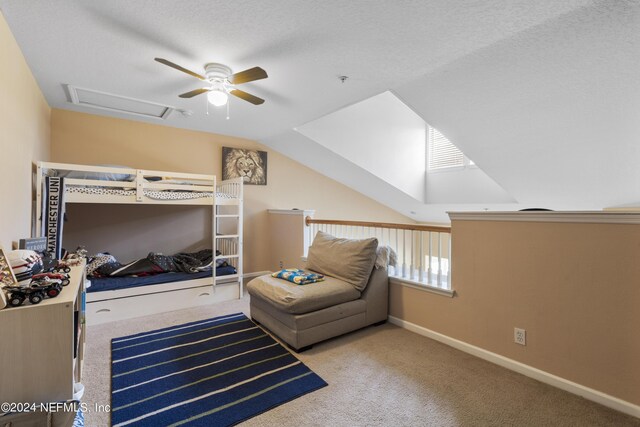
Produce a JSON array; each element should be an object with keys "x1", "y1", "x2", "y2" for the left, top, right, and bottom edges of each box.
[{"x1": 43, "y1": 176, "x2": 66, "y2": 259}]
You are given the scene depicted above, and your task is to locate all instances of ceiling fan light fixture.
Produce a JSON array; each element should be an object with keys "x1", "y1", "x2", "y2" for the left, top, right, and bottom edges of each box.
[
  {"x1": 207, "y1": 89, "x2": 228, "y2": 107},
  {"x1": 155, "y1": 58, "x2": 266, "y2": 106}
]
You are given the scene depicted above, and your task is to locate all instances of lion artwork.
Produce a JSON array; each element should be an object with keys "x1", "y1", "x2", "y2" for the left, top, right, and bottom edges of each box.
[{"x1": 222, "y1": 148, "x2": 267, "y2": 185}]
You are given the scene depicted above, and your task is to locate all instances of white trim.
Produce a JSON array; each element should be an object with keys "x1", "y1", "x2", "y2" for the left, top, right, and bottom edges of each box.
[
  {"x1": 267, "y1": 209, "x2": 316, "y2": 216},
  {"x1": 36, "y1": 161, "x2": 237, "y2": 207},
  {"x1": 389, "y1": 277, "x2": 455, "y2": 298},
  {"x1": 448, "y1": 211, "x2": 640, "y2": 225},
  {"x1": 40, "y1": 162, "x2": 137, "y2": 175},
  {"x1": 388, "y1": 316, "x2": 640, "y2": 419},
  {"x1": 85, "y1": 277, "x2": 213, "y2": 302},
  {"x1": 427, "y1": 165, "x2": 466, "y2": 174},
  {"x1": 86, "y1": 282, "x2": 240, "y2": 326}
]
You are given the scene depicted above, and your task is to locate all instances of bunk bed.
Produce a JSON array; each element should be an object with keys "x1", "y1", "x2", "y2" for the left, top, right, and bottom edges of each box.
[{"x1": 35, "y1": 161, "x2": 243, "y2": 325}]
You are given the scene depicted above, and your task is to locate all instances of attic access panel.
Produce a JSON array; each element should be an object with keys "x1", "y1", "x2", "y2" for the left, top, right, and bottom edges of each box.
[{"x1": 66, "y1": 85, "x2": 174, "y2": 120}]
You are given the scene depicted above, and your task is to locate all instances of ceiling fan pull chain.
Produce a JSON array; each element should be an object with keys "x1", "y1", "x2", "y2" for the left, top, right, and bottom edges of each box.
[
  {"x1": 226, "y1": 100, "x2": 230, "y2": 120},
  {"x1": 206, "y1": 99, "x2": 209, "y2": 116}
]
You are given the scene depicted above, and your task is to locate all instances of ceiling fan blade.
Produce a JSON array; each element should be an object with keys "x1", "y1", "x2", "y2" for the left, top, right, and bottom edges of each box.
[
  {"x1": 155, "y1": 58, "x2": 206, "y2": 81},
  {"x1": 230, "y1": 89, "x2": 265, "y2": 105},
  {"x1": 228, "y1": 67, "x2": 268, "y2": 85},
  {"x1": 179, "y1": 88, "x2": 211, "y2": 98}
]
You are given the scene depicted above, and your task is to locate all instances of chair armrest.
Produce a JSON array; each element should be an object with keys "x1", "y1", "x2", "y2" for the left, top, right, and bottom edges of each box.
[{"x1": 360, "y1": 267, "x2": 389, "y2": 324}]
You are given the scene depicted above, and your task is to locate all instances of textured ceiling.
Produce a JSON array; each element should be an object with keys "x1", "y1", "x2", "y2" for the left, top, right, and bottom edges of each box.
[
  {"x1": 3, "y1": 0, "x2": 637, "y2": 220},
  {"x1": 394, "y1": 0, "x2": 640, "y2": 210},
  {"x1": 0, "y1": 0, "x2": 590, "y2": 141}
]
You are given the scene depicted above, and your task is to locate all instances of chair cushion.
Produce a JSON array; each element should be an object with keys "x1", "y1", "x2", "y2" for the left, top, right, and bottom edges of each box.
[
  {"x1": 247, "y1": 272, "x2": 361, "y2": 314},
  {"x1": 306, "y1": 231, "x2": 378, "y2": 291}
]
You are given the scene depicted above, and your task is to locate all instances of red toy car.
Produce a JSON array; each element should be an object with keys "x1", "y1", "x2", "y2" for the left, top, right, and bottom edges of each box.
[
  {"x1": 5, "y1": 280, "x2": 62, "y2": 306},
  {"x1": 31, "y1": 272, "x2": 70, "y2": 286}
]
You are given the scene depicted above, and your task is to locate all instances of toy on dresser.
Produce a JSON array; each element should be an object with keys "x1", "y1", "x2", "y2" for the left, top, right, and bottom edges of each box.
[
  {"x1": 4, "y1": 280, "x2": 63, "y2": 306},
  {"x1": 0, "y1": 249, "x2": 71, "y2": 307}
]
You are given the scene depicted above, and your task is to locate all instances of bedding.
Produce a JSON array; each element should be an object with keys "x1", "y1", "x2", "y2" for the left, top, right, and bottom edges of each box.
[
  {"x1": 86, "y1": 253, "x2": 117, "y2": 276},
  {"x1": 52, "y1": 165, "x2": 135, "y2": 182},
  {"x1": 86, "y1": 266, "x2": 237, "y2": 293},
  {"x1": 66, "y1": 186, "x2": 214, "y2": 200},
  {"x1": 87, "y1": 249, "x2": 226, "y2": 278},
  {"x1": 64, "y1": 186, "x2": 237, "y2": 200},
  {"x1": 145, "y1": 178, "x2": 212, "y2": 185}
]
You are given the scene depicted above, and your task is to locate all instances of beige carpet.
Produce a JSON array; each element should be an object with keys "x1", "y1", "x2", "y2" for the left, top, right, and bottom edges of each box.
[{"x1": 83, "y1": 296, "x2": 639, "y2": 426}]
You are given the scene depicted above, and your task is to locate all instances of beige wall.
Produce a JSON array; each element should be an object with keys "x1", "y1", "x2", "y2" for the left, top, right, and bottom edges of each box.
[
  {"x1": 267, "y1": 211, "x2": 311, "y2": 270},
  {"x1": 51, "y1": 109, "x2": 411, "y2": 271},
  {"x1": 390, "y1": 219, "x2": 640, "y2": 407},
  {"x1": 0, "y1": 12, "x2": 51, "y2": 249}
]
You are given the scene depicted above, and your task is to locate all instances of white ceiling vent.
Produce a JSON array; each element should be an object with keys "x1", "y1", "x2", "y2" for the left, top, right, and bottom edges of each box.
[{"x1": 65, "y1": 85, "x2": 175, "y2": 120}]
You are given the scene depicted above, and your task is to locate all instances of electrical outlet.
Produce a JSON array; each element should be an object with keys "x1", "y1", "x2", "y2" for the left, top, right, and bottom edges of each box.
[
  {"x1": 514, "y1": 328, "x2": 526, "y2": 346},
  {"x1": 279, "y1": 261, "x2": 284, "y2": 269}
]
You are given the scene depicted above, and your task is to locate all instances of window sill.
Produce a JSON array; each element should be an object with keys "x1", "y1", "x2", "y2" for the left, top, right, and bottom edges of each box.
[
  {"x1": 302, "y1": 256, "x2": 455, "y2": 297},
  {"x1": 389, "y1": 276, "x2": 455, "y2": 298},
  {"x1": 427, "y1": 164, "x2": 476, "y2": 174}
]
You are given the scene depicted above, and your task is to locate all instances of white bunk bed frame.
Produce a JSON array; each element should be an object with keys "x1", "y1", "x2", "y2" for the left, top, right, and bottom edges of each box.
[{"x1": 35, "y1": 161, "x2": 244, "y2": 325}]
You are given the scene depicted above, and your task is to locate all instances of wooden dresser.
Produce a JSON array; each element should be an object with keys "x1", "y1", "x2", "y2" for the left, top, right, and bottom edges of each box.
[{"x1": 0, "y1": 261, "x2": 86, "y2": 404}]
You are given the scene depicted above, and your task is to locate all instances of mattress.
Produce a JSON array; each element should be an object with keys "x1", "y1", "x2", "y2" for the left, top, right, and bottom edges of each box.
[
  {"x1": 86, "y1": 265, "x2": 237, "y2": 293},
  {"x1": 66, "y1": 186, "x2": 238, "y2": 201}
]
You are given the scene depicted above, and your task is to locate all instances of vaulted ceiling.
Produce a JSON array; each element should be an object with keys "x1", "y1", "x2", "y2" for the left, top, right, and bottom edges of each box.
[{"x1": 2, "y1": 0, "x2": 638, "y2": 221}]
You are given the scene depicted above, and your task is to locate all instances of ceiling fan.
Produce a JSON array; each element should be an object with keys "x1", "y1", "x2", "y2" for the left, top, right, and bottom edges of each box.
[{"x1": 154, "y1": 58, "x2": 268, "y2": 106}]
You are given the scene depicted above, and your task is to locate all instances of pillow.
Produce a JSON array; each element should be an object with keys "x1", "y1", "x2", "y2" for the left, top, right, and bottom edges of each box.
[{"x1": 306, "y1": 231, "x2": 378, "y2": 291}]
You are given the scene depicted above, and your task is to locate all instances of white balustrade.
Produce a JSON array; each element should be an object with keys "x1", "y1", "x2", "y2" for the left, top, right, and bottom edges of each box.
[{"x1": 304, "y1": 217, "x2": 452, "y2": 290}]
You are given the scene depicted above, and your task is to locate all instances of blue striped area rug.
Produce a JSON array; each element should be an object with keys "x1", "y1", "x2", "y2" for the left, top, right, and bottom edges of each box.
[{"x1": 111, "y1": 313, "x2": 327, "y2": 426}]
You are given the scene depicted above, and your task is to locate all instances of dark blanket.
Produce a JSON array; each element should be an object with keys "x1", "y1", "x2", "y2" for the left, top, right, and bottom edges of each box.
[
  {"x1": 87, "y1": 266, "x2": 237, "y2": 293},
  {"x1": 90, "y1": 249, "x2": 227, "y2": 278}
]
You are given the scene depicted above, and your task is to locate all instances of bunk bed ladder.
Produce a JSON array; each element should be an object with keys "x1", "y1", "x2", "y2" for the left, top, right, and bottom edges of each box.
[
  {"x1": 237, "y1": 182, "x2": 244, "y2": 297},
  {"x1": 214, "y1": 178, "x2": 243, "y2": 299},
  {"x1": 212, "y1": 176, "x2": 217, "y2": 294}
]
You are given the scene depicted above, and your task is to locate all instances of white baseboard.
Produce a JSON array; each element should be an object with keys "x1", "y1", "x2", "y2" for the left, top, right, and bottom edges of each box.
[{"x1": 388, "y1": 316, "x2": 640, "y2": 419}]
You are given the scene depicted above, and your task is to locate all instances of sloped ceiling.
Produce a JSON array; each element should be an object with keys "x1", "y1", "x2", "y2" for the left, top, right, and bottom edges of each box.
[
  {"x1": 1, "y1": 0, "x2": 638, "y2": 221},
  {"x1": 394, "y1": 0, "x2": 640, "y2": 211},
  {"x1": 296, "y1": 91, "x2": 428, "y2": 203}
]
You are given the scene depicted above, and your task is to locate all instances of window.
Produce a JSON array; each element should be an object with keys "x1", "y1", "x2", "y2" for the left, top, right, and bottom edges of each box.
[{"x1": 427, "y1": 126, "x2": 474, "y2": 171}]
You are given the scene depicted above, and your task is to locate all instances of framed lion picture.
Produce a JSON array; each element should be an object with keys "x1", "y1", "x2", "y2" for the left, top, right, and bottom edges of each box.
[{"x1": 222, "y1": 147, "x2": 268, "y2": 185}]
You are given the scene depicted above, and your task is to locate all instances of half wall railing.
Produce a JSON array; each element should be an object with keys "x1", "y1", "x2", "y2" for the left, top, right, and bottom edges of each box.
[{"x1": 305, "y1": 217, "x2": 452, "y2": 290}]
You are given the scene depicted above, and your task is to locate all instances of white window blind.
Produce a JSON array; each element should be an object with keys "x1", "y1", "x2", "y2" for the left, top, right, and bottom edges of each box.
[{"x1": 428, "y1": 126, "x2": 464, "y2": 170}]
